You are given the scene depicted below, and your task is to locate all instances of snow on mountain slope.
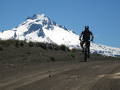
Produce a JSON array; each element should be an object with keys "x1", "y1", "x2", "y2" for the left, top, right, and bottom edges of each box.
[
  {"x1": 91, "y1": 43, "x2": 120, "y2": 56},
  {"x1": 0, "y1": 14, "x2": 120, "y2": 57},
  {"x1": 0, "y1": 14, "x2": 79, "y2": 45}
]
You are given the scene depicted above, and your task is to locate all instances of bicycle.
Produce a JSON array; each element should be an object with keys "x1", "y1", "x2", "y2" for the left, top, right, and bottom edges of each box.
[{"x1": 83, "y1": 40, "x2": 90, "y2": 62}]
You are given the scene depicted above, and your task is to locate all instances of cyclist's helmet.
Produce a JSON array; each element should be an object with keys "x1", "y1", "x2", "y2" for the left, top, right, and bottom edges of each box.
[{"x1": 85, "y1": 26, "x2": 89, "y2": 31}]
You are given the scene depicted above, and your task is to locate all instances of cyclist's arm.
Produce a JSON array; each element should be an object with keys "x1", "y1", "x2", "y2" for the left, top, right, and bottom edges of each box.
[
  {"x1": 90, "y1": 32, "x2": 94, "y2": 41},
  {"x1": 79, "y1": 32, "x2": 83, "y2": 41}
]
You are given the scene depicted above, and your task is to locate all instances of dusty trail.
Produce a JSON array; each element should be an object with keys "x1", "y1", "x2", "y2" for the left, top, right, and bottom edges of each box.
[{"x1": 0, "y1": 60, "x2": 120, "y2": 90}]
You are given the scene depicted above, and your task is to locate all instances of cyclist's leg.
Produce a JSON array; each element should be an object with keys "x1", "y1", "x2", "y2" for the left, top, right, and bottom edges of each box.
[
  {"x1": 80, "y1": 41, "x2": 84, "y2": 52},
  {"x1": 84, "y1": 41, "x2": 87, "y2": 61},
  {"x1": 87, "y1": 41, "x2": 90, "y2": 58},
  {"x1": 87, "y1": 41, "x2": 90, "y2": 51}
]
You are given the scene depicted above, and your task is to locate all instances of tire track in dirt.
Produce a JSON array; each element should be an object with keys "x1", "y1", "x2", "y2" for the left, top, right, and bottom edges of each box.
[
  {"x1": 90, "y1": 63, "x2": 120, "y2": 90},
  {"x1": 15, "y1": 60, "x2": 120, "y2": 90},
  {"x1": 0, "y1": 60, "x2": 120, "y2": 90}
]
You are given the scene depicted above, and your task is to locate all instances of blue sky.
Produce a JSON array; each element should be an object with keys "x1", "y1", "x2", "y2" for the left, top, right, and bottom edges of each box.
[{"x1": 0, "y1": 0, "x2": 120, "y2": 47}]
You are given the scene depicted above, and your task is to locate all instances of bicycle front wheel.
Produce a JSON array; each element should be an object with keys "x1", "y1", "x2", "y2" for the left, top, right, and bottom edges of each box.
[{"x1": 84, "y1": 47, "x2": 87, "y2": 62}]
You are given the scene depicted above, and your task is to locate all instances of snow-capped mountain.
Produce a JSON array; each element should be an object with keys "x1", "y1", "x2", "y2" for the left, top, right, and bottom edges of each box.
[
  {"x1": 0, "y1": 14, "x2": 120, "y2": 57},
  {"x1": 0, "y1": 14, "x2": 79, "y2": 45}
]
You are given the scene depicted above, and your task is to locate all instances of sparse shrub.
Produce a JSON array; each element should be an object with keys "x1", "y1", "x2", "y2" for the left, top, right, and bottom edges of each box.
[
  {"x1": 50, "y1": 56, "x2": 55, "y2": 62},
  {"x1": 92, "y1": 53, "x2": 102, "y2": 57},
  {"x1": 47, "y1": 43, "x2": 54, "y2": 50},
  {"x1": 59, "y1": 45, "x2": 66, "y2": 51},
  {"x1": 59, "y1": 45, "x2": 69, "y2": 51},
  {"x1": 70, "y1": 53, "x2": 76, "y2": 58},
  {"x1": 35, "y1": 42, "x2": 41, "y2": 47},
  {"x1": 35, "y1": 42, "x2": 60, "y2": 50},
  {"x1": 6, "y1": 40, "x2": 14, "y2": 44},
  {"x1": 46, "y1": 43, "x2": 60, "y2": 50},
  {"x1": 19, "y1": 41, "x2": 25, "y2": 47},
  {"x1": 0, "y1": 40, "x2": 26, "y2": 47},
  {"x1": 40, "y1": 43, "x2": 47, "y2": 49},
  {"x1": 71, "y1": 48, "x2": 77, "y2": 52},
  {"x1": 15, "y1": 40, "x2": 19, "y2": 47},
  {"x1": 0, "y1": 40, "x2": 10, "y2": 47},
  {"x1": 0, "y1": 46, "x2": 3, "y2": 51},
  {"x1": 35, "y1": 42, "x2": 47, "y2": 49},
  {"x1": 53, "y1": 44, "x2": 60, "y2": 50},
  {"x1": 6, "y1": 40, "x2": 19, "y2": 46},
  {"x1": 54, "y1": 45, "x2": 59, "y2": 51},
  {"x1": 28, "y1": 41, "x2": 34, "y2": 47}
]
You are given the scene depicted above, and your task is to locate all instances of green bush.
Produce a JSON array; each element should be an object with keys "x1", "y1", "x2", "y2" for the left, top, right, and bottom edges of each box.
[
  {"x1": 71, "y1": 48, "x2": 77, "y2": 52},
  {"x1": 59, "y1": 45, "x2": 69, "y2": 51},
  {"x1": 70, "y1": 53, "x2": 76, "y2": 58}
]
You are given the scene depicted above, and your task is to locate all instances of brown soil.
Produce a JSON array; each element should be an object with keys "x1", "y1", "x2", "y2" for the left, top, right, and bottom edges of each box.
[{"x1": 0, "y1": 60, "x2": 120, "y2": 90}]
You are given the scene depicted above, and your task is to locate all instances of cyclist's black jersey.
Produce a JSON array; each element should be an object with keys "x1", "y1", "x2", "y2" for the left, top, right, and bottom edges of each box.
[{"x1": 81, "y1": 31, "x2": 92, "y2": 41}]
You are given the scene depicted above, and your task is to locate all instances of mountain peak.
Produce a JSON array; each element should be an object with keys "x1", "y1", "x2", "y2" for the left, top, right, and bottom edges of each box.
[
  {"x1": 26, "y1": 13, "x2": 57, "y2": 26},
  {"x1": 32, "y1": 14, "x2": 48, "y2": 20}
]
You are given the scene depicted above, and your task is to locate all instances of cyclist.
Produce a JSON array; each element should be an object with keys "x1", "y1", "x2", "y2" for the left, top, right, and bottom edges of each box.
[{"x1": 79, "y1": 26, "x2": 94, "y2": 52}]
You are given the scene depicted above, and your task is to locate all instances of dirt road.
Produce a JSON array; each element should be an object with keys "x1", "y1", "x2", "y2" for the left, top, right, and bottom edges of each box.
[{"x1": 0, "y1": 60, "x2": 120, "y2": 90}]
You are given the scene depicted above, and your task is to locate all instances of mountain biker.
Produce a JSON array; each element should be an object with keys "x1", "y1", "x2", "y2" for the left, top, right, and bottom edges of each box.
[{"x1": 79, "y1": 26, "x2": 94, "y2": 52}]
